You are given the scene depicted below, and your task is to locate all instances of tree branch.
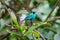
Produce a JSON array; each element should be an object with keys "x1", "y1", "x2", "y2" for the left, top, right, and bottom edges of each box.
[
  {"x1": 0, "y1": 33, "x2": 10, "y2": 40},
  {"x1": 1, "y1": 2, "x2": 16, "y2": 12},
  {"x1": 47, "y1": 16, "x2": 60, "y2": 22},
  {"x1": 34, "y1": 30, "x2": 46, "y2": 40},
  {"x1": 44, "y1": 0, "x2": 59, "y2": 22}
]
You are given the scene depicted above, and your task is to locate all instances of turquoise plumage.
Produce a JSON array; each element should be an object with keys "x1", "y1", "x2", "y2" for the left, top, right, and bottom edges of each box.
[{"x1": 24, "y1": 12, "x2": 36, "y2": 20}]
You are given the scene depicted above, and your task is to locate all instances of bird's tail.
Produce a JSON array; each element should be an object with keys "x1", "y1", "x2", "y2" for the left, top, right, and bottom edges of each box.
[
  {"x1": 21, "y1": 20, "x2": 25, "y2": 22},
  {"x1": 20, "y1": 19, "x2": 25, "y2": 25}
]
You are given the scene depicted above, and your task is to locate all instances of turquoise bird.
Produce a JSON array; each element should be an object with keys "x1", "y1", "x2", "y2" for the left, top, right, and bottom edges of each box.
[
  {"x1": 21, "y1": 12, "x2": 36, "y2": 25},
  {"x1": 24, "y1": 12, "x2": 36, "y2": 21},
  {"x1": 20, "y1": 12, "x2": 36, "y2": 26}
]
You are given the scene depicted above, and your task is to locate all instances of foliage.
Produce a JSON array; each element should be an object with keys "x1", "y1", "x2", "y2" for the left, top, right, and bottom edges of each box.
[{"x1": 0, "y1": 0, "x2": 60, "y2": 40}]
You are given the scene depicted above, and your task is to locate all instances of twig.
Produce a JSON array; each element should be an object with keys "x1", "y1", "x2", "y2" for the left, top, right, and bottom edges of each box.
[
  {"x1": 30, "y1": 19, "x2": 33, "y2": 26},
  {"x1": 43, "y1": 27, "x2": 57, "y2": 34},
  {"x1": 30, "y1": 19, "x2": 35, "y2": 39},
  {"x1": 5, "y1": 24, "x2": 12, "y2": 27},
  {"x1": 32, "y1": 34, "x2": 35, "y2": 40},
  {"x1": 0, "y1": 33, "x2": 10, "y2": 40},
  {"x1": 34, "y1": 30, "x2": 46, "y2": 40},
  {"x1": 44, "y1": 0, "x2": 59, "y2": 22},
  {"x1": 0, "y1": 28, "x2": 18, "y2": 40},
  {"x1": 0, "y1": 0, "x2": 16, "y2": 12},
  {"x1": 47, "y1": 16, "x2": 60, "y2": 22}
]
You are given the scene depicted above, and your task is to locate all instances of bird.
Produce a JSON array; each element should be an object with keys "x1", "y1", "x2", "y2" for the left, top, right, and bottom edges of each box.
[
  {"x1": 20, "y1": 12, "x2": 36, "y2": 25},
  {"x1": 24, "y1": 12, "x2": 36, "y2": 21}
]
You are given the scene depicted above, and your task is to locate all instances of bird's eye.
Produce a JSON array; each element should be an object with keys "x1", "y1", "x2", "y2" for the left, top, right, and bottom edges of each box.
[{"x1": 33, "y1": 12, "x2": 35, "y2": 14}]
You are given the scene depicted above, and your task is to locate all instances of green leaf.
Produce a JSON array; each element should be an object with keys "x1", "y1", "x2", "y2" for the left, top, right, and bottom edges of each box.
[
  {"x1": 48, "y1": 0, "x2": 57, "y2": 5},
  {"x1": 21, "y1": 25, "x2": 27, "y2": 33},
  {"x1": 8, "y1": 9, "x2": 22, "y2": 32},
  {"x1": 40, "y1": 22, "x2": 51, "y2": 27},
  {"x1": 46, "y1": 31, "x2": 54, "y2": 40},
  {"x1": 29, "y1": 22, "x2": 51, "y2": 31},
  {"x1": 8, "y1": 8, "x2": 18, "y2": 26},
  {"x1": 54, "y1": 34, "x2": 60, "y2": 40},
  {"x1": 9, "y1": 35, "x2": 17, "y2": 40},
  {"x1": 33, "y1": 31, "x2": 40, "y2": 40},
  {"x1": 51, "y1": 6, "x2": 59, "y2": 17},
  {"x1": 24, "y1": 30, "x2": 33, "y2": 36},
  {"x1": 25, "y1": 22, "x2": 51, "y2": 35},
  {"x1": 0, "y1": 19, "x2": 5, "y2": 31},
  {"x1": 36, "y1": 1, "x2": 51, "y2": 21},
  {"x1": 7, "y1": 30, "x2": 19, "y2": 36}
]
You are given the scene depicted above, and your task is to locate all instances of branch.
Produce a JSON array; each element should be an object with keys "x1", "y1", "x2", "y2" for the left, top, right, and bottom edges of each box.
[
  {"x1": 0, "y1": 28, "x2": 18, "y2": 40},
  {"x1": 47, "y1": 16, "x2": 60, "y2": 22},
  {"x1": 0, "y1": 33, "x2": 10, "y2": 40},
  {"x1": 34, "y1": 30, "x2": 46, "y2": 40},
  {"x1": 0, "y1": 0, "x2": 17, "y2": 12},
  {"x1": 44, "y1": 0, "x2": 59, "y2": 22},
  {"x1": 25, "y1": 0, "x2": 42, "y2": 12}
]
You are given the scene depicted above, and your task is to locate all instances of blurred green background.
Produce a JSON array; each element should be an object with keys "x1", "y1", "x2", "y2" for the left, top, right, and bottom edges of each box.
[{"x1": 0, "y1": 0, "x2": 60, "y2": 40}]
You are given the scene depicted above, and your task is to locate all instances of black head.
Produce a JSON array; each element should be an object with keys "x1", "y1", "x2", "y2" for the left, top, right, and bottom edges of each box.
[{"x1": 33, "y1": 12, "x2": 35, "y2": 14}]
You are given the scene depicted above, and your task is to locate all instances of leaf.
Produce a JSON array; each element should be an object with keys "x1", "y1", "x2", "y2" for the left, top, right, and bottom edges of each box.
[
  {"x1": 8, "y1": 9, "x2": 18, "y2": 25},
  {"x1": 35, "y1": 1, "x2": 51, "y2": 21},
  {"x1": 25, "y1": 22, "x2": 51, "y2": 35},
  {"x1": 24, "y1": 30, "x2": 33, "y2": 36},
  {"x1": 7, "y1": 30, "x2": 19, "y2": 36},
  {"x1": 9, "y1": 35, "x2": 17, "y2": 40},
  {"x1": 26, "y1": 34, "x2": 34, "y2": 40},
  {"x1": 46, "y1": 31, "x2": 54, "y2": 40},
  {"x1": 37, "y1": 28, "x2": 48, "y2": 39},
  {"x1": 51, "y1": 6, "x2": 59, "y2": 17},
  {"x1": 29, "y1": 24, "x2": 40, "y2": 31},
  {"x1": 0, "y1": 19, "x2": 5, "y2": 31},
  {"x1": 54, "y1": 34, "x2": 60, "y2": 40},
  {"x1": 48, "y1": 0, "x2": 57, "y2": 5},
  {"x1": 33, "y1": 31, "x2": 40, "y2": 40},
  {"x1": 21, "y1": 25, "x2": 27, "y2": 33},
  {"x1": 39, "y1": 22, "x2": 51, "y2": 27},
  {"x1": 33, "y1": 31, "x2": 39, "y2": 37},
  {"x1": 8, "y1": 9, "x2": 22, "y2": 32}
]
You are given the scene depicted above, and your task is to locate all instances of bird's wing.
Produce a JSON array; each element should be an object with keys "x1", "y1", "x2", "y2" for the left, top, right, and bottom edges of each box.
[
  {"x1": 25, "y1": 13, "x2": 33, "y2": 20},
  {"x1": 33, "y1": 14, "x2": 36, "y2": 18}
]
